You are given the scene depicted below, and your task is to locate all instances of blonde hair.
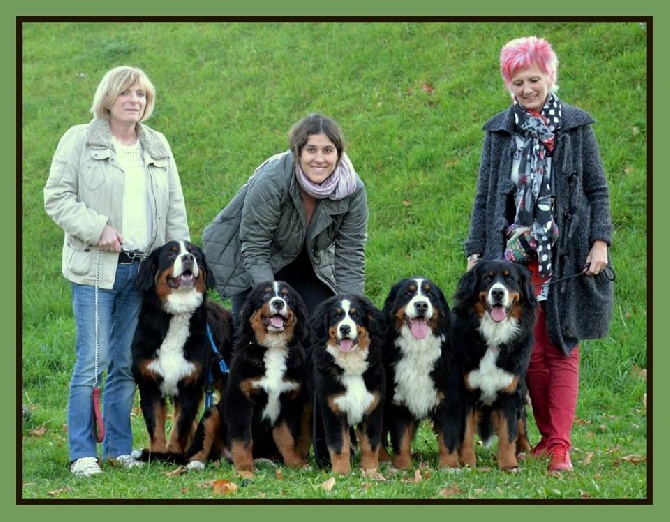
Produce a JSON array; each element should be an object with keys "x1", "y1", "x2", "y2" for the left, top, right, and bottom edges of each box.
[{"x1": 90, "y1": 65, "x2": 156, "y2": 121}]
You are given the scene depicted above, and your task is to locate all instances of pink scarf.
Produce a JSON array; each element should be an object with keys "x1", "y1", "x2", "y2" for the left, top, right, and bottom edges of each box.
[{"x1": 295, "y1": 152, "x2": 358, "y2": 200}]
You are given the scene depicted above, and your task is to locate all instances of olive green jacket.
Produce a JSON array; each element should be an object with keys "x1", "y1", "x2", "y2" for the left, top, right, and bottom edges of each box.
[{"x1": 203, "y1": 151, "x2": 368, "y2": 299}]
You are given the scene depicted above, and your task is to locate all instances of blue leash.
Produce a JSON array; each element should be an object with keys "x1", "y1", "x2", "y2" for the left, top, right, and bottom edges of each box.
[{"x1": 205, "y1": 324, "x2": 229, "y2": 409}]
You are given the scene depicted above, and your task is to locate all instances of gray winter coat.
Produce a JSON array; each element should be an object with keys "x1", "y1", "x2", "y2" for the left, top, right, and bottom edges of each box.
[
  {"x1": 203, "y1": 151, "x2": 368, "y2": 299},
  {"x1": 465, "y1": 103, "x2": 614, "y2": 355}
]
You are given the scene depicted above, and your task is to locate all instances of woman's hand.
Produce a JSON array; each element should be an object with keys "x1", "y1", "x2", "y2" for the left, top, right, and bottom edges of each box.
[
  {"x1": 98, "y1": 225, "x2": 124, "y2": 252},
  {"x1": 466, "y1": 254, "x2": 480, "y2": 271},
  {"x1": 585, "y1": 240, "x2": 608, "y2": 275}
]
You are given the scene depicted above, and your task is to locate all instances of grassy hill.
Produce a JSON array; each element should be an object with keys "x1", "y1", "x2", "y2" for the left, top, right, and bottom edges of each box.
[{"x1": 20, "y1": 19, "x2": 648, "y2": 500}]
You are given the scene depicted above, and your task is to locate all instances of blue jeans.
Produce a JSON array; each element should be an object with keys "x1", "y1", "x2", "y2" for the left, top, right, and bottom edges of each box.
[{"x1": 68, "y1": 261, "x2": 141, "y2": 462}]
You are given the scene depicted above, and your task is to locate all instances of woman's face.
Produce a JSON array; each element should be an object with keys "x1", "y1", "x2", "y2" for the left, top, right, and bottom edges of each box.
[
  {"x1": 108, "y1": 82, "x2": 147, "y2": 125},
  {"x1": 510, "y1": 64, "x2": 551, "y2": 113},
  {"x1": 299, "y1": 133, "x2": 339, "y2": 184}
]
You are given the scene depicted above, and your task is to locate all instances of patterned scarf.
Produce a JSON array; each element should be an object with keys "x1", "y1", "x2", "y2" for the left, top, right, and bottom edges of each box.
[
  {"x1": 295, "y1": 152, "x2": 358, "y2": 200},
  {"x1": 509, "y1": 92, "x2": 562, "y2": 279}
]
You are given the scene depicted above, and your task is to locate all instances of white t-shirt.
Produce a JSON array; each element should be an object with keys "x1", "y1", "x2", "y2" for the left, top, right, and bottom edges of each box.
[{"x1": 114, "y1": 138, "x2": 151, "y2": 252}]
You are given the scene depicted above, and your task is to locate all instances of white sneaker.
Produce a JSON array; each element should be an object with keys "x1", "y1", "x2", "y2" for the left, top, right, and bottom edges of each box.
[
  {"x1": 71, "y1": 457, "x2": 102, "y2": 477},
  {"x1": 111, "y1": 454, "x2": 145, "y2": 468}
]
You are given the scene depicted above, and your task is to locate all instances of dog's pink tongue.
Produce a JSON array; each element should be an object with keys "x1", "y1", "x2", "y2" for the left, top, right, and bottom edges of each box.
[
  {"x1": 270, "y1": 316, "x2": 284, "y2": 328},
  {"x1": 490, "y1": 306, "x2": 507, "y2": 322},
  {"x1": 410, "y1": 319, "x2": 429, "y2": 340},
  {"x1": 339, "y1": 339, "x2": 354, "y2": 352}
]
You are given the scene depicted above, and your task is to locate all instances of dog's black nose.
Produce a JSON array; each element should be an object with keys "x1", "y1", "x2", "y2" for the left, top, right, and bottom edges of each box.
[
  {"x1": 414, "y1": 301, "x2": 428, "y2": 315},
  {"x1": 491, "y1": 288, "x2": 505, "y2": 302},
  {"x1": 339, "y1": 324, "x2": 351, "y2": 336},
  {"x1": 270, "y1": 298, "x2": 285, "y2": 310}
]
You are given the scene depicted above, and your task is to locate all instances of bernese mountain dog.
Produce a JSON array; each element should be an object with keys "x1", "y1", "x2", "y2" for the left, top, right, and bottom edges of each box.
[
  {"x1": 130, "y1": 240, "x2": 234, "y2": 464},
  {"x1": 223, "y1": 281, "x2": 311, "y2": 475},
  {"x1": 307, "y1": 294, "x2": 386, "y2": 475},
  {"x1": 380, "y1": 277, "x2": 464, "y2": 470},
  {"x1": 452, "y1": 259, "x2": 538, "y2": 471}
]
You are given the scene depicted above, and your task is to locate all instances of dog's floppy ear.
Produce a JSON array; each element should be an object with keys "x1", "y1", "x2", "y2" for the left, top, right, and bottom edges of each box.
[
  {"x1": 136, "y1": 247, "x2": 160, "y2": 292},
  {"x1": 201, "y1": 255, "x2": 216, "y2": 290},
  {"x1": 381, "y1": 280, "x2": 401, "y2": 318},
  {"x1": 453, "y1": 265, "x2": 478, "y2": 309},
  {"x1": 309, "y1": 298, "x2": 332, "y2": 345},
  {"x1": 287, "y1": 284, "x2": 308, "y2": 341},
  {"x1": 363, "y1": 296, "x2": 387, "y2": 345},
  {"x1": 518, "y1": 264, "x2": 538, "y2": 308},
  {"x1": 433, "y1": 280, "x2": 451, "y2": 315}
]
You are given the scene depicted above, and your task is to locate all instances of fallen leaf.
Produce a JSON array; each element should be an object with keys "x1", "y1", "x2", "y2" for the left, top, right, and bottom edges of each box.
[
  {"x1": 47, "y1": 486, "x2": 70, "y2": 496},
  {"x1": 360, "y1": 468, "x2": 386, "y2": 480},
  {"x1": 212, "y1": 480, "x2": 238, "y2": 496},
  {"x1": 237, "y1": 470, "x2": 254, "y2": 480},
  {"x1": 422, "y1": 83, "x2": 434, "y2": 94},
  {"x1": 581, "y1": 451, "x2": 594, "y2": 465},
  {"x1": 29, "y1": 426, "x2": 47, "y2": 437},
  {"x1": 622, "y1": 454, "x2": 646, "y2": 464},
  {"x1": 437, "y1": 485, "x2": 461, "y2": 498},
  {"x1": 321, "y1": 476, "x2": 336, "y2": 491},
  {"x1": 275, "y1": 468, "x2": 284, "y2": 480},
  {"x1": 643, "y1": 393, "x2": 647, "y2": 409},
  {"x1": 402, "y1": 200, "x2": 412, "y2": 207},
  {"x1": 167, "y1": 466, "x2": 187, "y2": 477}
]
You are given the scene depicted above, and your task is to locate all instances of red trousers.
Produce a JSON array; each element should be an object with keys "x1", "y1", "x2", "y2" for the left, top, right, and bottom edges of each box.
[{"x1": 526, "y1": 261, "x2": 580, "y2": 451}]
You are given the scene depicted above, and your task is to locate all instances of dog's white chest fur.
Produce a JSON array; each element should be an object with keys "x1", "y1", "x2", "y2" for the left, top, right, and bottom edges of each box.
[
  {"x1": 334, "y1": 374, "x2": 373, "y2": 426},
  {"x1": 392, "y1": 331, "x2": 443, "y2": 418},
  {"x1": 467, "y1": 347, "x2": 514, "y2": 405},
  {"x1": 478, "y1": 314, "x2": 519, "y2": 347},
  {"x1": 148, "y1": 314, "x2": 196, "y2": 397},
  {"x1": 326, "y1": 346, "x2": 373, "y2": 426},
  {"x1": 253, "y1": 348, "x2": 299, "y2": 424}
]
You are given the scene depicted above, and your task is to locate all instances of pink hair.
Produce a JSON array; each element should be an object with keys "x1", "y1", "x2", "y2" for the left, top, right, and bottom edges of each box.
[{"x1": 499, "y1": 36, "x2": 559, "y2": 93}]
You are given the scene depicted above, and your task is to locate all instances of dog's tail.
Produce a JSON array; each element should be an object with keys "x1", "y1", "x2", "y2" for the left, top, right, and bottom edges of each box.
[{"x1": 477, "y1": 406, "x2": 495, "y2": 447}]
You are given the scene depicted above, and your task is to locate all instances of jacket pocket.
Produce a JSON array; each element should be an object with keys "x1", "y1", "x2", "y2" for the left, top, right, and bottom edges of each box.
[{"x1": 65, "y1": 236, "x2": 92, "y2": 275}]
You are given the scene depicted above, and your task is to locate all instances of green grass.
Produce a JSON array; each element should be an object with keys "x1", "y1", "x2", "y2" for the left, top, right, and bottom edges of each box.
[{"x1": 20, "y1": 20, "x2": 648, "y2": 501}]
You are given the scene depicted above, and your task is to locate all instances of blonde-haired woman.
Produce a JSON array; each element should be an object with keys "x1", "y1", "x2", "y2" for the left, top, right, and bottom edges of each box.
[{"x1": 44, "y1": 65, "x2": 190, "y2": 476}]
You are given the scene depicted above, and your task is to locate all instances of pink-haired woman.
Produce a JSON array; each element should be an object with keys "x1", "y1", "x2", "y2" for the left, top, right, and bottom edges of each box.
[{"x1": 464, "y1": 36, "x2": 614, "y2": 473}]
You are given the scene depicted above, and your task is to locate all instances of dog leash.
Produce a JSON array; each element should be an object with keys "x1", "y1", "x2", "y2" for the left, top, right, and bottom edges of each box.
[
  {"x1": 532, "y1": 264, "x2": 616, "y2": 287},
  {"x1": 92, "y1": 249, "x2": 105, "y2": 443},
  {"x1": 205, "y1": 323, "x2": 229, "y2": 409}
]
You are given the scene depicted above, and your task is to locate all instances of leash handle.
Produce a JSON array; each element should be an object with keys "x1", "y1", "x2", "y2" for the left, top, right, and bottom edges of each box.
[{"x1": 92, "y1": 386, "x2": 105, "y2": 443}]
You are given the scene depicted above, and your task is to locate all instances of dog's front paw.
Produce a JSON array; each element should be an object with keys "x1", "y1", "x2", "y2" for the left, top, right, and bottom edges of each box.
[{"x1": 187, "y1": 460, "x2": 206, "y2": 472}]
